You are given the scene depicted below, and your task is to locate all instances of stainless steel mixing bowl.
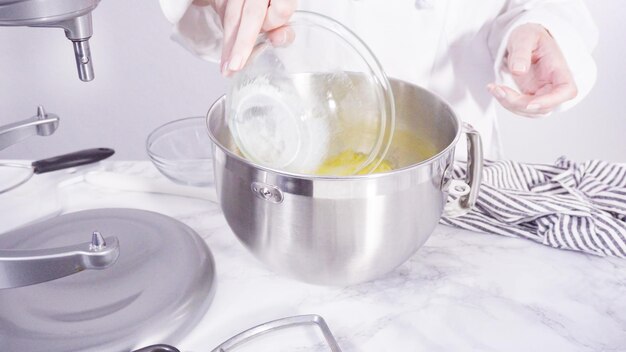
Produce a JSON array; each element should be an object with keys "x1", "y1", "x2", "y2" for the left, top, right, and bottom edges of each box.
[{"x1": 207, "y1": 76, "x2": 483, "y2": 285}]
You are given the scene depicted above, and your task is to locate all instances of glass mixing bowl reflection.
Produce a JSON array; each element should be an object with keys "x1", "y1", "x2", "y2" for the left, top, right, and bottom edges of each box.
[
  {"x1": 226, "y1": 12, "x2": 396, "y2": 176},
  {"x1": 146, "y1": 117, "x2": 214, "y2": 187}
]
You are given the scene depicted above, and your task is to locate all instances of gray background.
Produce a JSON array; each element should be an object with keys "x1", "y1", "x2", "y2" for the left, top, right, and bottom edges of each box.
[{"x1": 0, "y1": 0, "x2": 624, "y2": 163}]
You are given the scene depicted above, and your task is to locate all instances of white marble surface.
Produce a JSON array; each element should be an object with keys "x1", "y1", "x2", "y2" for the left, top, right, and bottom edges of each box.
[{"x1": 2, "y1": 161, "x2": 625, "y2": 351}]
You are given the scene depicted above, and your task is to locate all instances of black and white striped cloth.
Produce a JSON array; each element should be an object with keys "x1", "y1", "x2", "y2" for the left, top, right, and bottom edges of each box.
[{"x1": 441, "y1": 158, "x2": 626, "y2": 258}]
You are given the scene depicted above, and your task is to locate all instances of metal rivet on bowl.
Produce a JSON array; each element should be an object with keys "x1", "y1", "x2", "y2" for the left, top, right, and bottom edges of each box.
[
  {"x1": 260, "y1": 188, "x2": 272, "y2": 199},
  {"x1": 251, "y1": 182, "x2": 284, "y2": 203},
  {"x1": 445, "y1": 180, "x2": 470, "y2": 197}
]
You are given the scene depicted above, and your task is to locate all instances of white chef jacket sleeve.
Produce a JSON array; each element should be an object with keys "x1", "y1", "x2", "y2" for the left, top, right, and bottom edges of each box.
[
  {"x1": 159, "y1": 0, "x2": 223, "y2": 62},
  {"x1": 488, "y1": 0, "x2": 598, "y2": 111}
]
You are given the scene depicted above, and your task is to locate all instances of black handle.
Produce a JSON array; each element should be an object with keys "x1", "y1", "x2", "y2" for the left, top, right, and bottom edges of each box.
[{"x1": 32, "y1": 148, "x2": 115, "y2": 174}]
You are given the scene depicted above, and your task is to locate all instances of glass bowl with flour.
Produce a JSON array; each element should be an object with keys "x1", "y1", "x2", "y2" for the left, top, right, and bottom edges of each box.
[{"x1": 226, "y1": 11, "x2": 396, "y2": 176}]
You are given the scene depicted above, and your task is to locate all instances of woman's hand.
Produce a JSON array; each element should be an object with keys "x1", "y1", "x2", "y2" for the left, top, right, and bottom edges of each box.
[
  {"x1": 194, "y1": 0, "x2": 298, "y2": 75},
  {"x1": 488, "y1": 23, "x2": 578, "y2": 117}
]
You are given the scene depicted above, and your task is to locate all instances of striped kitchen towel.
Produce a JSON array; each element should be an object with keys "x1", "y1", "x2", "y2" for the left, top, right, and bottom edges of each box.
[{"x1": 441, "y1": 157, "x2": 626, "y2": 258}]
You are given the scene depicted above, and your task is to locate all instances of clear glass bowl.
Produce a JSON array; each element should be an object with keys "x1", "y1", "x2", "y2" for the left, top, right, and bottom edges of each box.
[
  {"x1": 226, "y1": 11, "x2": 395, "y2": 176},
  {"x1": 146, "y1": 117, "x2": 214, "y2": 187}
]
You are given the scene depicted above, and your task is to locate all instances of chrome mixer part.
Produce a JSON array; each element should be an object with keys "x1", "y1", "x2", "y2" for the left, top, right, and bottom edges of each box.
[
  {"x1": 0, "y1": 0, "x2": 101, "y2": 81},
  {"x1": 72, "y1": 38, "x2": 94, "y2": 81},
  {"x1": 0, "y1": 232, "x2": 120, "y2": 289},
  {"x1": 0, "y1": 106, "x2": 60, "y2": 151}
]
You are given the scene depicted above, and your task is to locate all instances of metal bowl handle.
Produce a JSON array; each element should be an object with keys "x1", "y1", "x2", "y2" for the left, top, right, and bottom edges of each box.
[
  {"x1": 211, "y1": 314, "x2": 342, "y2": 351},
  {"x1": 442, "y1": 123, "x2": 483, "y2": 218}
]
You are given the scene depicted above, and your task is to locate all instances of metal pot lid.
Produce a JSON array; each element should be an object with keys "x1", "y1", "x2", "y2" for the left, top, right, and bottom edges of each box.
[{"x1": 0, "y1": 208, "x2": 215, "y2": 352}]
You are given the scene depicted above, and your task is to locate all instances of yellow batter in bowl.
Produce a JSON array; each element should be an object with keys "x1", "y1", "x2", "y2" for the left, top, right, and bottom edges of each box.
[
  {"x1": 316, "y1": 129, "x2": 438, "y2": 176},
  {"x1": 316, "y1": 150, "x2": 394, "y2": 175}
]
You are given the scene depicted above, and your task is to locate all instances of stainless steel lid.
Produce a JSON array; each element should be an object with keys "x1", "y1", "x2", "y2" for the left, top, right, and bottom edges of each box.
[{"x1": 0, "y1": 208, "x2": 215, "y2": 352}]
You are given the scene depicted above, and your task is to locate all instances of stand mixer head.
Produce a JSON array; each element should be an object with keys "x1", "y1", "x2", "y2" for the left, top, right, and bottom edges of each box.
[{"x1": 0, "y1": 0, "x2": 100, "y2": 81}]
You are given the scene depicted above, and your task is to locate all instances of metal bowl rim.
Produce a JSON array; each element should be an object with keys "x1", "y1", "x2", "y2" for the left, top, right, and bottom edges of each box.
[{"x1": 206, "y1": 88, "x2": 462, "y2": 181}]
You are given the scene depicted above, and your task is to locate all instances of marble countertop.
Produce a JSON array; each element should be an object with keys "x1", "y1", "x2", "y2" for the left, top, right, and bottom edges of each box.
[{"x1": 2, "y1": 161, "x2": 625, "y2": 351}]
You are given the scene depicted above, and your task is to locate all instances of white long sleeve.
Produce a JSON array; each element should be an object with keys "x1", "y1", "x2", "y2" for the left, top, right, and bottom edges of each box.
[
  {"x1": 157, "y1": 0, "x2": 600, "y2": 159},
  {"x1": 159, "y1": 0, "x2": 223, "y2": 62},
  {"x1": 487, "y1": 0, "x2": 599, "y2": 111}
]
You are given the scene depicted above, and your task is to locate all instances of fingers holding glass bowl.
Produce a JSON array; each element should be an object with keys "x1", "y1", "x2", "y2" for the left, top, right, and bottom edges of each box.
[{"x1": 196, "y1": 0, "x2": 298, "y2": 76}]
